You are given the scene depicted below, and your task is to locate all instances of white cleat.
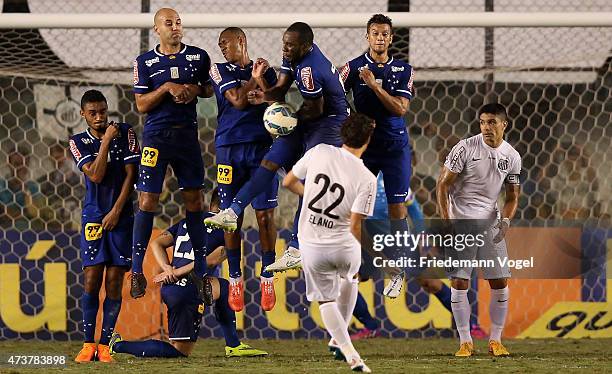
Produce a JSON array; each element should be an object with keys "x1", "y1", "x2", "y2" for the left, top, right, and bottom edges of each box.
[
  {"x1": 264, "y1": 246, "x2": 302, "y2": 272},
  {"x1": 383, "y1": 272, "x2": 405, "y2": 299},
  {"x1": 349, "y1": 358, "x2": 372, "y2": 373},
  {"x1": 203, "y1": 208, "x2": 238, "y2": 232}
]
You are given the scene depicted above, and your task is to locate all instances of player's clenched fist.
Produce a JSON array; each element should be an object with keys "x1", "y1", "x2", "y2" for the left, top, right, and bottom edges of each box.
[
  {"x1": 247, "y1": 88, "x2": 265, "y2": 105},
  {"x1": 359, "y1": 67, "x2": 377, "y2": 88},
  {"x1": 252, "y1": 58, "x2": 270, "y2": 78},
  {"x1": 103, "y1": 121, "x2": 120, "y2": 141}
]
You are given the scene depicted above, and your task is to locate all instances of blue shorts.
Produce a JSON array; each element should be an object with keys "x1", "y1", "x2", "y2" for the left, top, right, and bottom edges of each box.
[
  {"x1": 363, "y1": 140, "x2": 412, "y2": 204},
  {"x1": 216, "y1": 142, "x2": 279, "y2": 211},
  {"x1": 303, "y1": 117, "x2": 343, "y2": 151},
  {"x1": 137, "y1": 127, "x2": 204, "y2": 193},
  {"x1": 80, "y1": 217, "x2": 132, "y2": 268},
  {"x1": 161, "y1": 281, "x2": 204, "y2": 342},
  {"x1": 263, "y1": 127, "x2": 304, "y2": 169}
]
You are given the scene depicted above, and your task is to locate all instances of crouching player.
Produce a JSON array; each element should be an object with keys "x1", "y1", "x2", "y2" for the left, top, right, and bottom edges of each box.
[{"x1": 109, "y1": 190, "x2": 267, "y2": 358}]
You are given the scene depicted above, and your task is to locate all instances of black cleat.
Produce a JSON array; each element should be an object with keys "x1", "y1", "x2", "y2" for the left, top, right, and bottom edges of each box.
[
  {"x1": 189, "y1": 272, "x2": 214, "y2": 306},
  {"x1": 130, "y1": 272, "x2": 147, "y2": 299}
]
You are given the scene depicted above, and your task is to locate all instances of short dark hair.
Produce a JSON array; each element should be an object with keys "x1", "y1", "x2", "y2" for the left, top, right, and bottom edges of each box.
[
  {"x1": 210, "y1": 187, "x2": 220, "y2": 208},
  {"x1": 367, "y1": 14, "x2": 393, "y2": 32},
  {"x1": 286, "y1": 22, "x2": 314, "y2": 46},
  {"x1": 221, "y1": 27, "x2": 246, "y2": 40},
  {"x1": 479, "y1": 103, "x2": 508, "y2": 122},
  {"x1": 80, "y1": 90, "x2": 107, "y2": 109},
  {"x1": 341, "y1": 113, "x2": 375, "y2": 148}
]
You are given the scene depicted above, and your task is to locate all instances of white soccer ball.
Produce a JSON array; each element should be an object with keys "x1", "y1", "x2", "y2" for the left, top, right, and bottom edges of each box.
[{"x1": 263, "y1": 102, "x2": 298, "y2": 136}]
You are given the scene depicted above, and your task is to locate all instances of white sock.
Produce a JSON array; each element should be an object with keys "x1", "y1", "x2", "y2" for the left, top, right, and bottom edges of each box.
[
  {"x1": 319, "y1": 302, "x2": 360, "y2": 362},
  {"x1": 337, "y1": 278, "x2": 359, "y2": 326},
  {"x1": 451, "y1": 287, "x2": 472, "y2": 344},
  {"x1": 489, "y1": 286, "x2": 509, "y2": 342}
]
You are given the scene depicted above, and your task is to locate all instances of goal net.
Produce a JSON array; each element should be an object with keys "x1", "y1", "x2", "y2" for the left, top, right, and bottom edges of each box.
[{"x1": 0, "y1": 0, "x2": 610, "y2": 341}]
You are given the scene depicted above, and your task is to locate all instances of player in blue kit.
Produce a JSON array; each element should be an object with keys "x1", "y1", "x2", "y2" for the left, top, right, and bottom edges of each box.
[
  {"x1": 131, "y1": 7, "x2": 214, "y2": 302},
  {"x1": 205, "y1": 22, "x2": 349, "y2": 273},
  {"x1": 69, "y1": 90, "x2": 140, "y2": 363},
  {"x1": 209, "y1": 27, "x2": 279, "y2": 312},
  {"x1": 109, "y1": 189, "x2": 267, "y2": 358}
]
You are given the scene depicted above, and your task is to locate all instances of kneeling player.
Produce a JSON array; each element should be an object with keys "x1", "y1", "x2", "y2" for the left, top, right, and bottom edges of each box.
[{"x1": 109, "y1": 190, "x2": 267, "y2": 358}]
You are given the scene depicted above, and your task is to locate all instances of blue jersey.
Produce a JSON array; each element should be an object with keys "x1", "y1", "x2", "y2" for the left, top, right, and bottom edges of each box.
[
  {"x1": 69, "y1": 124, "x2": 140, "y2": 224},
  {"x1": 210, "y1": 61, "x2": 277, "y2": 147},
  {"x1": 166, "y1": 212, "x2": 225, "y2": 269},
  {"x1": 133, "y1": 44, "x2": 211, "y2": 132},
  {"x1": 280, "y1": 44, "x2": 349, "y2": 122},
  {"x1": 341, "y1": 53, "x2": 414, "y2": 147}
]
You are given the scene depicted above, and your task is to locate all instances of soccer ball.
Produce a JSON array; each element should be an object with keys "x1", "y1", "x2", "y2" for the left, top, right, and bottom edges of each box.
[{"x1": 263, "y1": 102, "x2": 298, "y2": 136}]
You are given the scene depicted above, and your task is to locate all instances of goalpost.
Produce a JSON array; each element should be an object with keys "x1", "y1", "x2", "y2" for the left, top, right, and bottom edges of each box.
[{"x1": 0, "y1": 8, "x2": 609, "y2": 341}]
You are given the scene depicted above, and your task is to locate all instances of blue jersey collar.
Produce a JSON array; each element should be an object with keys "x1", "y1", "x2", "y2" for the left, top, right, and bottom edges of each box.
[{"x1": 364, "y1": 52, "x2": 394, "y2": 66}]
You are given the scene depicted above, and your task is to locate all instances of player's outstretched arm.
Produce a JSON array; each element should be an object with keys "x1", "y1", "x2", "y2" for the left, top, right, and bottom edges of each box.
[
  {"x1": 359, "y1": 67, "x2": 409, "y2": 116},
  {"x1": 282, "y1": 170, "x2": 304, "y2": 197},
  {"x1": 436, "y1": 166, "x2": 458, "y2": 220},
  {"x1": 81, "y1": 122, "x2": 119, "y2": 183},
  {"x1": 262, "y1": 72, "x2": 292, "y2": 103},
  {"x1": 101, "y1": 163, "x2": 137, "y2": 231}
]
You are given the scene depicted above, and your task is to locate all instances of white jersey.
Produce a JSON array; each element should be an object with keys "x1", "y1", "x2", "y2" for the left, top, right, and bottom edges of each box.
[
  {"x1": 444, "y1": 134, "x2": 521, "y2": 219},
  {"x1": 293, "y1": 144, "x2": 377, "y2": 247}
]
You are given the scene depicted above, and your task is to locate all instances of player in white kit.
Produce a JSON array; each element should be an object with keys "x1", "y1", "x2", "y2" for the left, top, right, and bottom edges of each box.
[
  {"x1": 283, "y1": 113, "x2": 377, "y2": 373},
  {"x1": 436, "y1": 103, "x2": 521, "y2": 357}
]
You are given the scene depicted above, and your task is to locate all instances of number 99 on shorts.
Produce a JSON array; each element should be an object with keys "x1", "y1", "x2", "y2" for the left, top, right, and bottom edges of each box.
[
  {"x1": 140, "y1": 146, "x2": 159, "y2": 167},
  {"x1": 217, "y1": 164, "x2": 233, "y2": 184}
]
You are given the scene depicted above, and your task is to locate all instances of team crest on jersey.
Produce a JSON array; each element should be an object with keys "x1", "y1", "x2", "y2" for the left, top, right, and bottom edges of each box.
[
  {"x1": 185, "y1": 54, "x2": 200, "y2": 61},
  {"x1": 128, "y1": 128, "x2": 139, "y2": 153},
  {"x1": 170, "y1": 67, "x2": 179, "y2": 79},
  {"x1": 300, "y1": 67, "x2": 314, "y2": 91},
  {"x1": 145, "y1": 57, "x2": 160, "y2": 67},
  {"x1": 69, "y1": 139, "x2": 81, "y2": 161},
  {"x1": 210, "y1": 64, "x2": 222, "y2": 84},
  {"x1": 340, "y1": 63, "x2": 350, "y2": 83},
  {"x1": 133, "y1": 60, "x2": 139, "y2": 85},
  {"x1": 498, "y1": 159, "x2": 509, "y2": 171}
]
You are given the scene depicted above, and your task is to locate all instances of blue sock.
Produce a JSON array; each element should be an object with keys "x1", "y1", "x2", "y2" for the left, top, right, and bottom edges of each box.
[
  {"x1": 113, "y1": 339, "x2": 185, "y2": 358},
  {"x1": 215, "y1": 278, "x2": 240, "y2": 348},
  {"x1": 186, "y1": 210, "x2": 207, "y2": 277},
  {"x1": 433, "y1": 283, "x2": 452, "y2": 312},
  {"x1": 352, "y1": 291, "x2": 378, "y2": 331},
  {"x1": 230, "y1": 167, "x2": 277, "y2": 216},
  {"x1": 131, "y1": 210, "x2": 155, "y2": 273},
  {"x1": 226, "y1": 247, "x2": 242, "y2": 278},
  {"x1": 287, "y1": 197, "x2": 302, "y2": 249},
  {"x1": 260, "y1": 250, "x2": 276, "y2": 278},
  {"x1": 99, "y1": 297, "x2": 122, "y2": 345},
  {"x1": 81, "y1": 292, "x2": 99, "y2": 343}
]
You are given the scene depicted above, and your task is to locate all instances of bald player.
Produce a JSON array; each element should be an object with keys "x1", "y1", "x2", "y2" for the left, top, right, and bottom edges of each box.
[{"x1": 131, "y1": 8, "x2": 214, "y2": 303}]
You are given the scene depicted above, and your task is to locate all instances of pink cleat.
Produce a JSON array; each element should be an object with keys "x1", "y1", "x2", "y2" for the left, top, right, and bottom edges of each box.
[
  {"x1": 471, "y1": 324, "x2": 488, "y2": 340},
  {"x1": 350, "y1": 327, "x2": 379, "y2": 341}
]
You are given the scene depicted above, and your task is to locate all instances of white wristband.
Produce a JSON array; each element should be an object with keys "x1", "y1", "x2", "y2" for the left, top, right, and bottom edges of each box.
[{"x1": 501, "y1": 217, "x2": 511, "y2": 227}]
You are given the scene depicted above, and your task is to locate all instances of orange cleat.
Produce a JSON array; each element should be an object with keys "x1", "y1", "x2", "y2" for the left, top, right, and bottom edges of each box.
[
  {"x1": 75, "y1": 342, "x2": 97, "y2": 363},
  {"x1": 229, "y1": 277, "x2": 244, "y2": 312},
  {"x1": 260, "y1": 278, "x2": 276, "y2": 311},
  {"x1": 97, "y1": 344, "x2": 114, "y2": 363}
]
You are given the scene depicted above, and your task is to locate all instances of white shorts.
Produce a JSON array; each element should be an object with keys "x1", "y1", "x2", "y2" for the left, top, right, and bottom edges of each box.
[{"x1": 300, "y1": 243, "x2": 361, "y2": 302}]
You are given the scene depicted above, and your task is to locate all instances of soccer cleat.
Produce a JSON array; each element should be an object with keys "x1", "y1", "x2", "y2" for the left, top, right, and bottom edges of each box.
[
  {"x1": 108, "y1": 331, "x2": 122, "y2": 356},
  {"x1": 75, "y1": 342, "x2": 97, "y2": 363},
  {"x1": 349, "y1": 358, "x2": 372, "y2": 373},
  {"x1": 229, "y1": 277, "x2": 244, "y2": 312},
  {"x1": 488, "y1": 340, "x2": 510, "y2": 357},
  {"x1": 383, "y1": 272, "x2": 404, "y2": 299},
  {"x1": 225, "y1": 343, "x2": 268, "y2": 357},
  {"x1": 189, "y1": 272, "x2": 214, "y2": 306},
  {"x1": 471, "y1": 324, "x2": 488, "y2": 340},
  {"x1": 130, "y1": 272, "x2": 147, "y2": 299},
  {"x1": 204, "y1": 208, "x2": 238, "y2": 232},
  {"x1": 328, "y1": 339, "x2": 346, "y2": 362},
  {"x1": 260, "y1": 278, "x2": 276, "y2": 311},
  {"x1": 350, "y1": 327, "x2": 379, "y2": 341},
  {"x1": 264, "y1": 246, "x2": 301, "y2": 273},
  {"x1": 454, "y1": 342, "x2": 475, "y2": 357},
  {"x1": 97, "y1": 344, "x2": 114, "y2": 363}
]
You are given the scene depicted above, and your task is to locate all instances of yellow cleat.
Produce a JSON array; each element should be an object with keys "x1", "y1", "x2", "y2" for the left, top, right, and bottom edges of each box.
[
  {"x1": 225, "y1": 343, "x2": 268, "y2": 358},
  {"x1": 488, "y1": 340, "x2": 510, "y2": 357},
  {"x1": 455, "y1": 342, "x2": 475, "y2": 357}
]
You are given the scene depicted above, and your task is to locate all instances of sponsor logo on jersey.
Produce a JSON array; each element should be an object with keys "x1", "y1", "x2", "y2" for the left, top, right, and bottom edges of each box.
[
  {"x1": 69, "y1": 139, "x2": 81, "y2": 161},
  {"x1": 300, "y1": 67, "x2": 314, "y2": 91},
  {"x1": 81, "y1": 138, "x2": 93, "y2": 145},
  {"x1": 185, "y1": 54, "x2": 200, "y2": 61},
  {"x1": 128, "y1": 127, "x2": 140, "y2": 153},
  {"x1": 145, "y1": 57, "x2": 160, "y2": 67},
  {"x1": 407, "y1": 68, "x2": 415, "y2": 92},
  {"x1": 339, "y1": 63, "x2": 350, "y2": 83},
  {"x1": 391, "y1": 66, "x2": 405, "y2": 72},
  {"x1": 210, "y1": 64, "x2": 222, "y2": 85},
  {"x1": 449, "y1": 146, "x2": 465, "y2": 172},
  {"x1": 133, "y1": 60, "x2": 139, "y2": 85}
]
